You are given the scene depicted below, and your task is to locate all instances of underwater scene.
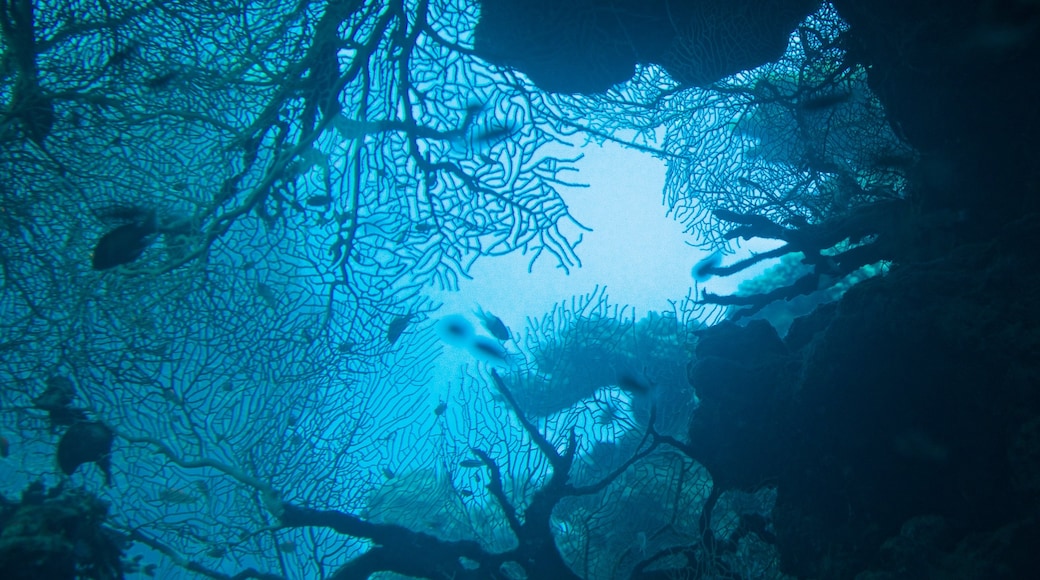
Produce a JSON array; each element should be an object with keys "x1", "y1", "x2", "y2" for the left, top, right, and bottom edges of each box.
[{"x1": 2, "y1": 0, "x2": 1040, "y2": 578}]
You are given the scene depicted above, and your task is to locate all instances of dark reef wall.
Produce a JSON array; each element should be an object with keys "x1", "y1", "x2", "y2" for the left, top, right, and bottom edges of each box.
[
  {"x1": 832, "y1": 0, "x2": 1040, "y2": 226},
  {"x1": 476, "y1": 0, "x2": 1040, "y2": 576},
  {"x1": 473, "y1": 0, "x2": 819, "y2": 93},
  {"x1": 690, "y1": 216, "x2": 1040, "y2": 577}
]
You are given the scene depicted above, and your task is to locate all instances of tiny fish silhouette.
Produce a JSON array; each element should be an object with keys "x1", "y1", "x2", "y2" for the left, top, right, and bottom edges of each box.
[
  {"x1": 387, "y1": 314, "x2": 414, "y2": 344},
  {"x1": 691, "y1": 251, "x2": 722, "y2": 282},
  {"x1": 469, "y1": 336, "x2": 511, "y2": 368},
  {"x1": 306, "y1": 195, "x2": 333, "y2": 207},
  {"x1": 92, "y1": 221, "x2": 158, "y2": 270},
  {"x1": 436, "y1": 314, "x2": 473, "y2": 347},
  {"x1": 475, "y1": 307, "x2": 510, "y2": 341}
]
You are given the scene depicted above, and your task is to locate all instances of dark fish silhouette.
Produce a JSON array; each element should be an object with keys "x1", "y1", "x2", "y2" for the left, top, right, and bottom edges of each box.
[
  {"x1": 617, "y1": 367, "x2": 653, "y2": 394},
  {"x1": 459, "y1": 459, "x2": 483, "y2": 468},
  {"x1": 387, "y1": 314, "x2": 414, "y2": 344},
  {"x1": 475, "y1": 307, "x2": 510, "y2": 341},
  {"x1": 92, "y1": 207, "x2": 159, "y2": 270},
  {"x1": 469, "y1": 335, "x2": 512, "y2": 368},
  {"x1": 306, "y1": 195, "x2": 333, "y2": 207},
  {"x1": 691, "y1": 250, "x2": 722, "y2": 282},
  {"x1": 92, "y1": 221, "x2": 158, "y2": 269},
  {"x1": 435, "y1": 314, "x2": 474, "y2": 347},
  {"x1": 91, "y1": 206, "x2": 194, "y2": 270},
  {"x1": 57, "y1": 421, "x2": 114, "y2": 485}
]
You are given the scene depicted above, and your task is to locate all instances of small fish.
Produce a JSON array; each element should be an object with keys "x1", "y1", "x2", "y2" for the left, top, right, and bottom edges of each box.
[
  {"x1": 206, "y1": 546, "x2": 227, "y2": 558},
  {"x1": 157, "y1": 488, "x2": 199, "y2": 505},
  {"x1": 143, "y1": 70, "x2": 177, "y2": 89},
  {"x1": 0, "y1": 435, "x2": 9, "y2": 458},
  {"x1": 336, "y1": 341, "x2": 355, "y2": 354},
  {"x1": 434, "y1": 401, "x2": 447, "y2": 416},
  {"x1": 798, "y1": 91, "x2": 852, "y2": 111},
  {"x1": 458, "y1": 459, "x2": 483, "y2": 468},
  {"x1": 470, "y1": 123, "x2": 518, "y2": 146},
  {"x1": 306, "y1": 195, "x2": 333, "y2": 207},
  {"x1": 387, "y1": 314, "x2": 414, "y2": 344},
  {"x1": 596, "y1": 403, "x2": 623, "y2": 426},
  {"x1": 459, "y1": 489, "x2": 473, "y2": 497},
  {"x1": 256, "y1": 283, "x2": 278, "y2": 310},
  {"x1": 277, "y1": 541, "x2": 296, "y2": 553},
  {"x1": 382, "y1": 467, "x2": 395, "y2": 479},
  {"x1": 469, "y1": 336, "x2": 512, "y2": 368},
  {"x1": 435, "y1": 314, "x2": 474, "y2": 347},
  {"x1": 617, "y1": 368, "x2": 653, "y2": 394},
  {"x1": 92, "y1": 221, "x2": 158, "y2": 270},
  {"x1": 475, "y1": 308, "x2": 510, "y2": 341},
  {"x1": 105, "y1": 43, "x2": 138, "y2": 68},
  {"x1": 691, "y1": 250, "x2": 722, "y2": 282}
]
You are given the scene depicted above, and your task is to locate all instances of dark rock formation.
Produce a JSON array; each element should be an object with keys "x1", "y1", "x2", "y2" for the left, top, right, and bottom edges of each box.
[
  {"x1": 473, "y1": 0, "x2": 819, "y2": 93},
  {"x1": 0, "y1": 484, "x2": 126, "y2": 580},
  {"x1": 687, "y1": 216, "x2": 1040, "y2": 577}
]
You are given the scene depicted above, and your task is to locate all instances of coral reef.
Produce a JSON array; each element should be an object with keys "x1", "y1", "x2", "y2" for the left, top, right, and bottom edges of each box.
[{"x1": 0, "y1": 483, "x2": 126, "y2": 580}]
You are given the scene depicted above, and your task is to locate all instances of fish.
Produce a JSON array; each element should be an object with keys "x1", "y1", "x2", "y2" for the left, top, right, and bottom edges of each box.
[
  {"x1": 105, "y1": 43, "x2": 138, "y2": 68},
  {"x1": 157, "y1": 487, "x2": 199, "y2": 505},
  {"x1": 256, "y1": 283, "x2": 278, "y2": 310},
  {"x1": 57, "y1": 421, "x2": 114, "y2": 485},
  {"x1": 617, "y1": 368, "x2": 653, "y2": 394},
  {"x1": 336, "y1": 341, "x2": 355, "y2": 354},
  {"x1": 434, "y1": 401, "x2": 447, "y2": 416},
  {"x1": 458, "y1": 459, "x2": 483, "y2": 468},
  {"x1": 91, "y1": 206, "x2": 161, "y2": 270},
  {"x1": 92, "y1": 221, "x2": 158, "y2": 269},
  {"x1": 471, "y1": 124, "x2": 517, "y2": 145},
  {"x1": 475, "y1": 308, "x2": 510, "y2": 341},
  {"x1": 798, "y1": 90, "x2": 853, "y2": 111},
  {"x1": 91, "y1": 206, "x2": 195, "y2": 270},
  {"x1": 691, "y1": 250, "x2": 722, "y2": 282},
  {"x1": 0, "y1": 435, "x2": 8, "y2": 458},
  {"x1": 387, "y1": 314, "x2": 414, "y2": 344},
  {"x1": 469, "y1": 336, "x2": 512, "y2": 368},
  {"x1": 143, "y1": 71, "x2": 177, "y2": 89},
  {"x1": 435, "y1": 314, "x2": 474, "y2": 347},
  {"x1": 306, "y1": 195, "x2": 333, "y2": 207}
]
